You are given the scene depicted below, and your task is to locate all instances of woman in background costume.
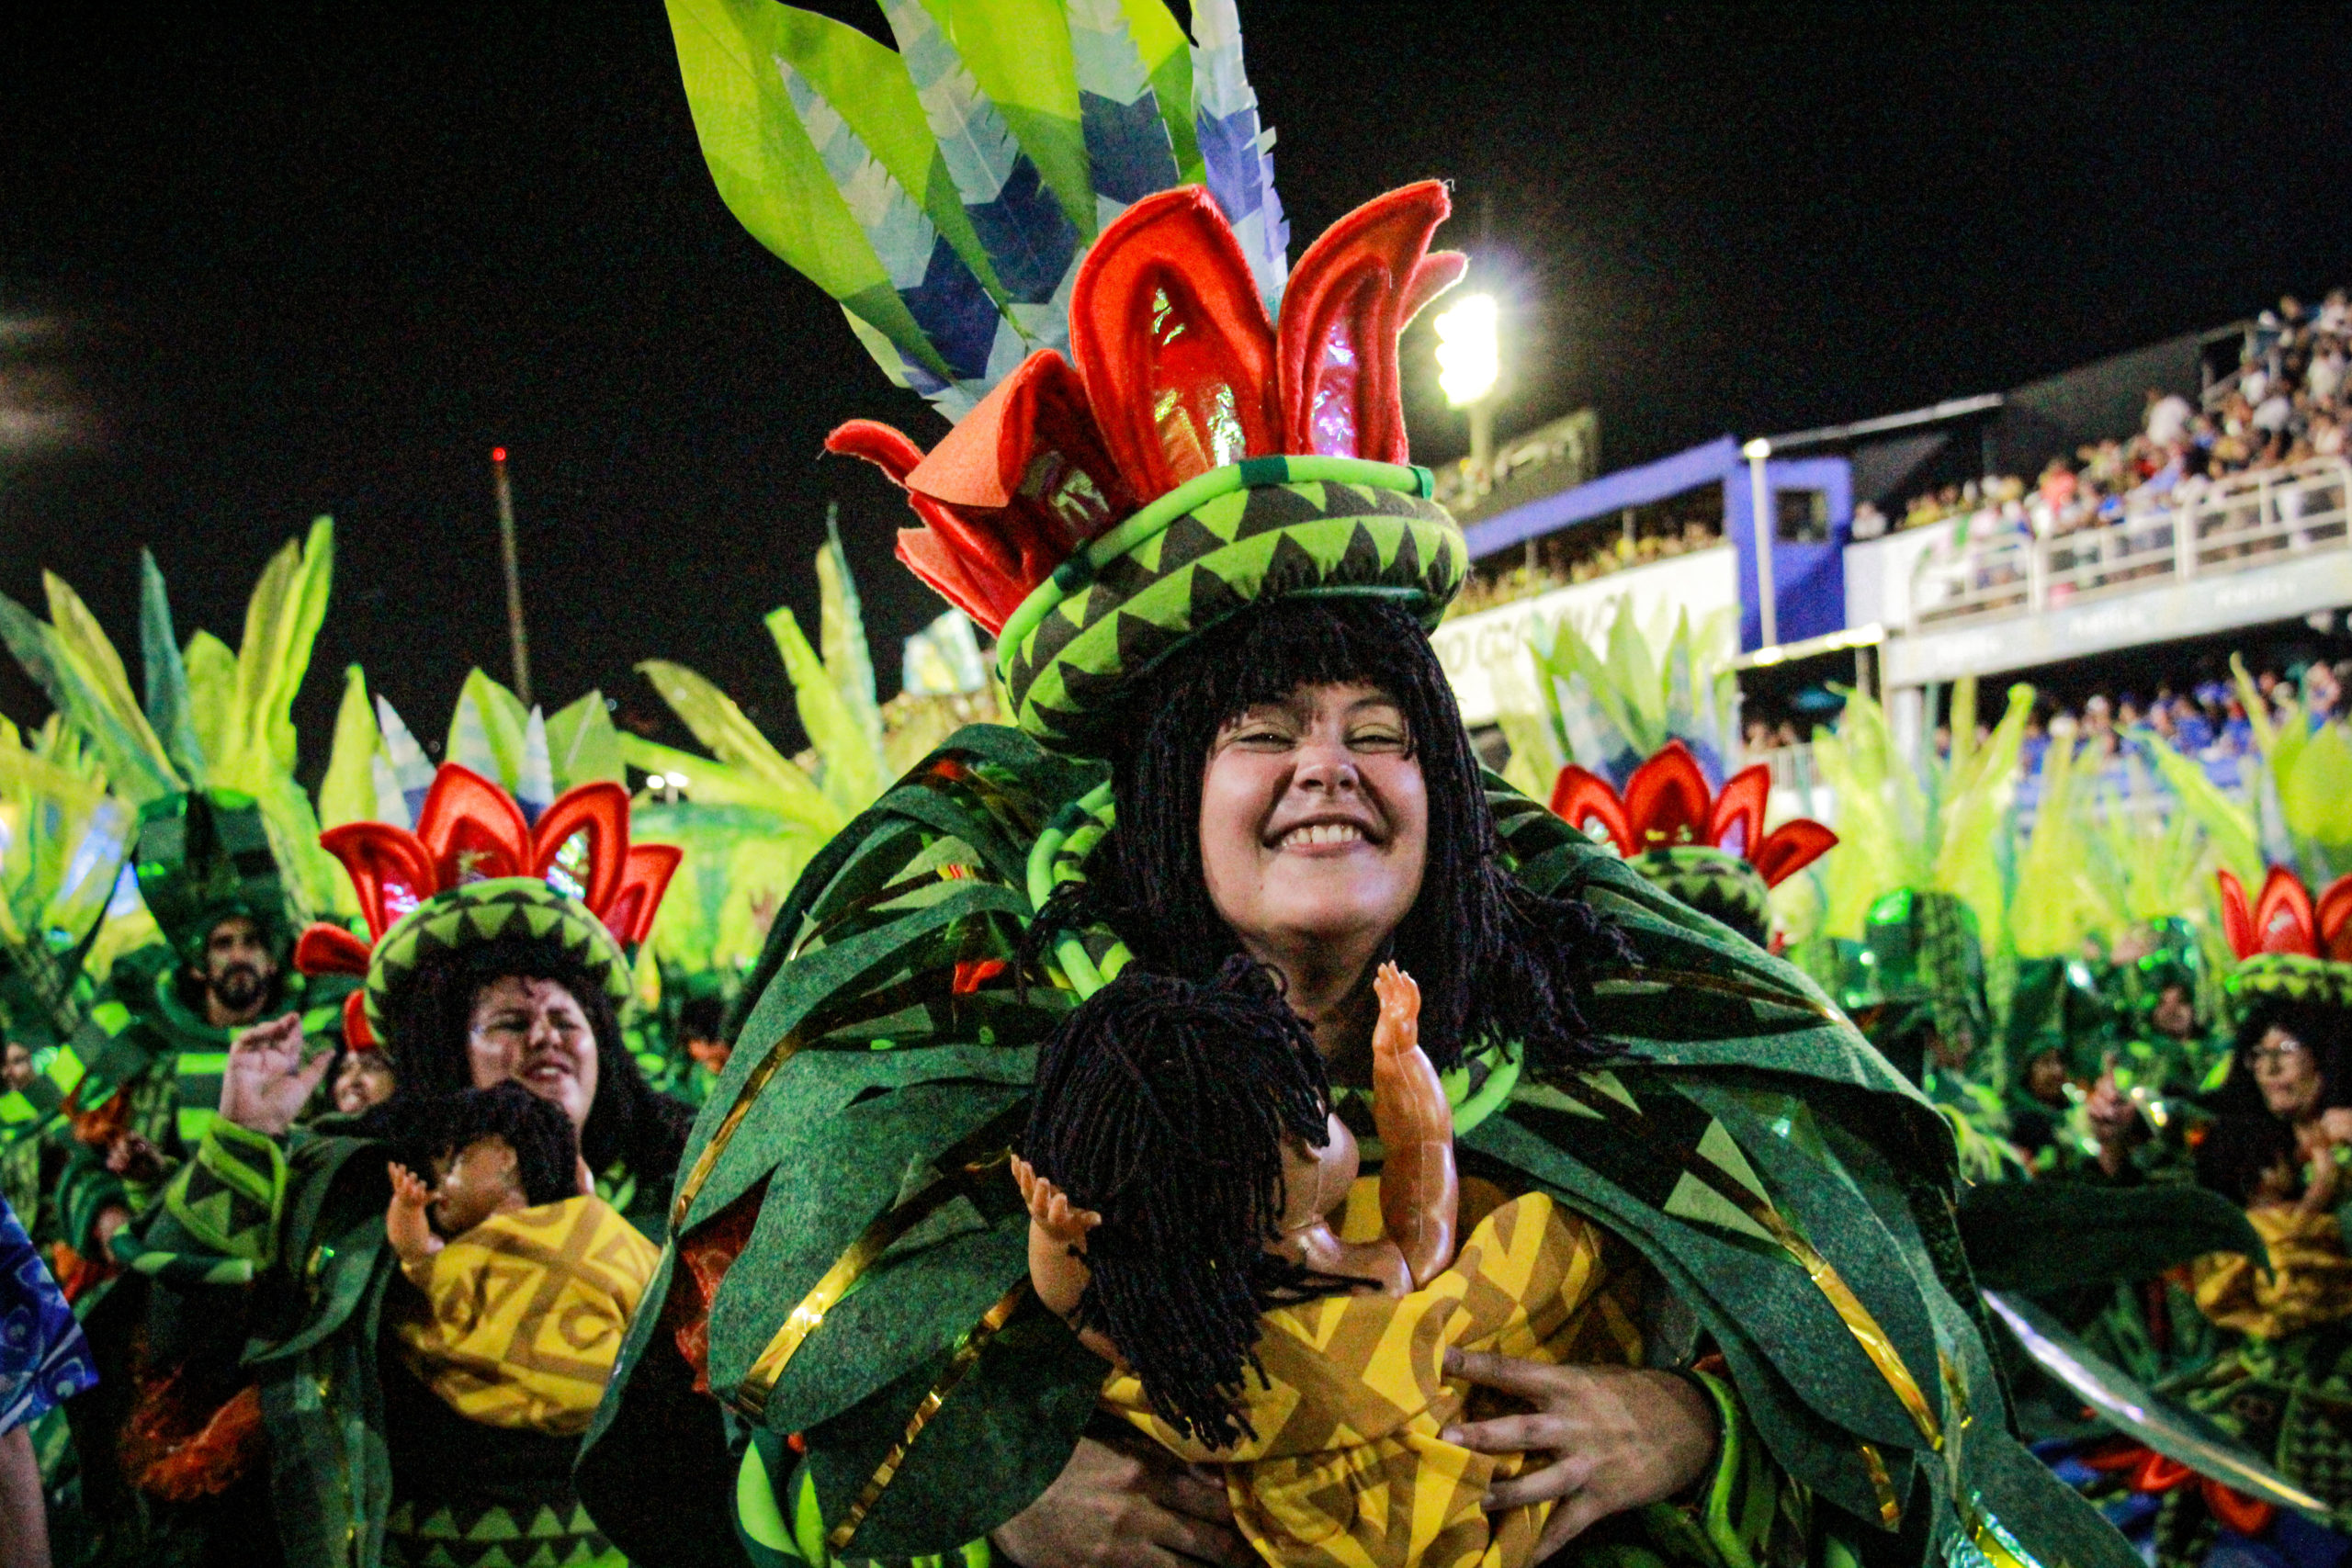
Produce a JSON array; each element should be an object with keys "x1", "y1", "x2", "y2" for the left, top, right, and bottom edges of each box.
[
  {"x1": 121, "y1": 763, "x2": 716, "y2": 1568},
  {"x1": 584, "y1": 6, "x2": 2141, "y2": 1567}
]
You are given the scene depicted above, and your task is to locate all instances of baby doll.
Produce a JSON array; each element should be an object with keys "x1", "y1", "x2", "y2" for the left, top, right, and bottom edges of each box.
[
  {"x1": 1012, "y1": 958, "x2": 1453, "y2": 1445},
  {"x1": 384, "y1": 1082, "x2": 659, "y2": 1436},
  {"x1": 1013, "y1": 958, "x2": 1627, "y2": 1568},
  {"x1": 2191, "y1": 1111, "x2": 2352, "y2": 1341}
]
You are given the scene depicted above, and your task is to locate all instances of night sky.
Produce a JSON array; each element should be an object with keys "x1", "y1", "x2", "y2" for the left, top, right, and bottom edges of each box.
[{"x1": 7, "y1": 4, "x2": 2352, "y2": 767}]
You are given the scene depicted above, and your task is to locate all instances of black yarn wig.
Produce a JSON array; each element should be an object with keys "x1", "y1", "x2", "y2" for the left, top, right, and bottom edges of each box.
[
  {"x1": 375, "y1": 934, "x2": 694, "y2": 1194},
  {"x1": 1043, "y1": 595, "x2": 1624, "y2": 1073},
  {"x1": 1023, "y1": 956, "x2": 1353, "y2": 1450},
  {"x1": 423, "y1": 1081, "x2": 582, "y2": 1209}
]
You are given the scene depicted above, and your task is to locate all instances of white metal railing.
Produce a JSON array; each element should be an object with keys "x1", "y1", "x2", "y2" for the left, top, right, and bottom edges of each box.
[{"x1": 1906, "y1": 456, "x2": 2352, "y2": 632}]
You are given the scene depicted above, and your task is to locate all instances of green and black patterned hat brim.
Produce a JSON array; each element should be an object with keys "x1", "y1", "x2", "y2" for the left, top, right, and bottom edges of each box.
[
  {"x1": 1626, "y1": 846, "x2": 1771, "y2": 947},
  {"x1": 2223, "y1": 953, "x2": 2352, "y2": 1012},
  {"x1": 995, "y1": 456, "x2": 1466, "y2": 758},
  {"x1": 365, "y1": 877, "x2": 633, "y2": 1043}
]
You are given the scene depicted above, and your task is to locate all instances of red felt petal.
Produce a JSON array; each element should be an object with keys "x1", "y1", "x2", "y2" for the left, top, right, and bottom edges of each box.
[
  {"x1": 414, "y1": 764, "x2": 533, "y2": 888},
  {"x1": 1399, "y1": 250, "x2": 1469, "y2": 329},
  {"x1": 1277, "y1": 181, "x2": 1451, "y2": 463},
  {"x1": 1069, "y1": 187, "x2": 1280, "y2": 502},
  {"x1": 824, "y1": 420, "x2": 926, "y2": 485},
  {"x1": 318, "y1": 821, "x2": 437, "y2": 941},
  {"x1": 908, "y1": 353, "x2": 1134, "y2": 589},
  {"x1": 1750, "y1": 820, "x2": 1839, "y2": 887},
  {"x1": 2255, "y1": 864, "x2": 2318, "y2": 956},
  {"x1": 830, "y1": 420, "x2": 1031, "y2": 631},
  {"x1": 897, "y1": 529, "x2": 1019, "y2": 635},
  {"x1": 341, "y1": 988, "x2": 378, "y2": 1051},
  {"x1": 531, "y1": 783, "x2": 631, "y2": 916},
  {"x1": 1706, "y1": 765, "x2": 1772, "y2": 860},
  {"x1": 2217, "y1": 870, "x2": 2256, "y2": 960},
  {"x1": 1622, "y1": 742, "x2": 1713, "y2": 848},
  {"x1": 605, "y1": 843, "x2": 683, "y2": 944},
  {"x1": 1548, "y1": 766, "x2": 1634, "y2": 855},
  {"x1": 293, "y1": 921, "x2": 373, "y2": 977},
  {"x1": 2318, "y1": 874, "x2": 2352, "y2": 962}
]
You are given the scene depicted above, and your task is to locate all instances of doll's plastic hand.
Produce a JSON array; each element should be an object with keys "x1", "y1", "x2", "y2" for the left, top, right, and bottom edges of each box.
[
  {"x1": 1371, "y1": 962, "x2": 1421, "y2": 1065},
  {"x1": 385, "y1": 1162, "x2": 443, "y2": 1265},
  {"x1": 1012, "y1": 1156, "x2": 1102, "y2": 1244}
]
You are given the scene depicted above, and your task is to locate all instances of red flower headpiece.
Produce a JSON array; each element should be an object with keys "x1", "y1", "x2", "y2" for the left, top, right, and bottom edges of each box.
[
  {"x1": 827, "y1": 180, "x2": 1468, "y2": 633},
  {"x1": 1548, "y1": 741, "x2": 1838, "y2": 887},
  {"x1": 2217, "y1": 866, "x2": 2352, "y2": 963},
  {"x1": 292, "y1": 764, "x2": 681, "y2": 1048}
]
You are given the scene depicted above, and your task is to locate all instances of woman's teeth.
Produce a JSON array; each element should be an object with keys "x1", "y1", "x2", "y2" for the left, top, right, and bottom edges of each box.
[{"x1": 1282, "y1": 822, "x2": 1365, "y2": 848}]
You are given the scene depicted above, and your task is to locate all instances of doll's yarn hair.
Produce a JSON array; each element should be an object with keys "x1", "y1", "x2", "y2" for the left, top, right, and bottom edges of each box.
[
  {"x1": 1023, "y1": 954, "x2": 1352, "y2": 1450},
  {"x1": 421, "y1": 1081, "x2": 582, "y2": 1209}
]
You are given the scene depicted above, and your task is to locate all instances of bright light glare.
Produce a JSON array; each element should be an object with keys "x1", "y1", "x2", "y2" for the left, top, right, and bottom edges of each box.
[
  {"x1": 644, "y1": 773, "x2": 668, "y2": 790},
  {"x1": 1433, "y1": 294, "x2": 1498, "y2": 408}
]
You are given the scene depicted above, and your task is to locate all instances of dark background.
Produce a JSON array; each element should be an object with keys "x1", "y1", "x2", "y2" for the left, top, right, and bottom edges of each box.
[{"x1": 6, "y1": 4, "x2": 2352, "y2": 767}]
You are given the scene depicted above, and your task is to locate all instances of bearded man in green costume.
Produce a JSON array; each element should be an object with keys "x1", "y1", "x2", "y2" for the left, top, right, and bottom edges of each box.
[
  {"x1": 44, "y1": 789, "x2": 353, "y2": 1274},
  {"x1": 580, "y1": 6, "x2": 2140, "y2": 1568}
]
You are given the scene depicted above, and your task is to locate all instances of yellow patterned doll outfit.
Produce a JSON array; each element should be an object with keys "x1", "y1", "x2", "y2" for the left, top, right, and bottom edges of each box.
[
  {"x1": 2193, "y1": 1205, "x2": 2352, "y2": 1341},
  {"x1": 1104, "y1": 1187, "x2": 1641, "y2": 1568},
  {"x1": 393, "y1": 1194, "x2": 660, "y2": 1436}
]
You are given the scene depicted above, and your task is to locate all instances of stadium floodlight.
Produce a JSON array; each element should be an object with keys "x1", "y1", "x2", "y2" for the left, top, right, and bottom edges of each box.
[{"x1": 1434, "y1": 294, "x2": 1499, "y2": 408}]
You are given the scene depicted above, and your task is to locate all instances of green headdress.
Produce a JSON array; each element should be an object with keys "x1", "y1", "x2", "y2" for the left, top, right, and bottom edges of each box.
[
  {"x1": 664, "y1": 0, "x2": 1475, "y2": 759},
  {"x1": 0, "y1": 520, "x2": 350, "y2": 942},
  {"x1": 132, "y1": 788, "x2": 293, "y2": 968},
  {"x1": 293, "y1": 763, "x2": 677, "y2": 1049}
]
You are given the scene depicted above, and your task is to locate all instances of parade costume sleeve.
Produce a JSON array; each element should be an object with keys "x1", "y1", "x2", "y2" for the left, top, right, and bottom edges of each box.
[
  {"x1": 0, "y1": 1195, "x2": 96, "y2": 1435},
  {"x1": 582, "y1": 728, "x2": 2133, "y2": 1568},
  {"x1": 121, "y1": 1118, "x2": 405, "y2": 1566}
]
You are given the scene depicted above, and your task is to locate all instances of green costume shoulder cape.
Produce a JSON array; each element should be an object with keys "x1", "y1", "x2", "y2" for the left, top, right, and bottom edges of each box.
[{"x1": 581, "y1": 726, "x2": 2132, "y2": 1568}]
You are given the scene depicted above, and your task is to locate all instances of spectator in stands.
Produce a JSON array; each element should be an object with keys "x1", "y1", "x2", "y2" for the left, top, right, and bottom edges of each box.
[
  {"x1": 1851, "y1": 501, "x2": 1887, "y2": 540},
  {"x1": 2145, "y1": 387, "x2": 2195, "y2": 448}
]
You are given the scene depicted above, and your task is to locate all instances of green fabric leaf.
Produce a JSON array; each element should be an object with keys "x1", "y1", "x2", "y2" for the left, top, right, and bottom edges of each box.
[
  {"x1": 139, "y1": 550, "x2": 207, "y2": 784},
  {"x1": 183, "y1": 630, "x2": 237, "y2": 777},
  {"x1": 769, "y1": 607, "x2": 891, "y2": 818},
  {"x1": 317, "y1": 666, "x2": 380, "y2": 830},
  {"x1": 545, "y1": 691, "x2": 626, "y2": 790},
  {"x1": 0, "y1": 583, "x2": 181, "y2": 805},
  {"x1": 662, "y1": 0, "x2": 953, "y2": 377},
  {"x1": 632, "y1": 662, "x2": 842, "y2": 831},
  {"x1": 817, "y1": 515, "x2": 886, "y2": 784},
  {"x1": 1959, "y1": 1182, "x2": 2262, "y2": 1292},
  {"x1": 446, "y1": 668, "x2": 532, "y2": 793}
]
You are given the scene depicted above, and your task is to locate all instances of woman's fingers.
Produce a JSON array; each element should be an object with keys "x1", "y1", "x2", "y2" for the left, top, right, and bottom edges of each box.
[
  {"x1": 1444, "y1": 1346, "x2": 1566, "y2": 1402},
  {"x1": 1140, "y1": 1463, "x2": 1232, "y2": 1524},
  {"x1": 1533, "y1": 1488, "x2": 1611, "y2": 1559},
  {"x1": 1143, "y1": 1507, "x2": 1252, "y2": 1568},
  {"x1": 1440, "y1": 1411, "x2": 1566, "y2": 1454},
  {"x1": 1483, "y1": 1452, "x2": 1593, "y2": 1510}
]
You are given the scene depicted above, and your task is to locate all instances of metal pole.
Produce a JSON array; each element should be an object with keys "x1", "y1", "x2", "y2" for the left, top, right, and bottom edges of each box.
[
  {"x1": 1469, "y1": 398, "x2": 1495, "y2": 495},
  {"x1": 492, "y1": 446, "x2": 533, "y2": 706},
  {"x1": 1743, "y1": 439, "x2": 1777, "y2": 649}
]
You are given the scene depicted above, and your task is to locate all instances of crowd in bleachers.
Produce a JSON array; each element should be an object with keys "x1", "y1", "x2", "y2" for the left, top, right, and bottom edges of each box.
[
  {"x1": 1446, "y1": 517, "x2": 1721, "y2": 617},
  {"x1": 1860, "y1": 289, "x2": 2352, "y2": 561}
]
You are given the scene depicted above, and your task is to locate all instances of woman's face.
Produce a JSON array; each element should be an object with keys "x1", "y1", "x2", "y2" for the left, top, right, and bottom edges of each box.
[
  {"x1": 1197, "y1": 682, "x2": 1428, "y2": 972},
  {"x1": 2253, "y1": 1024, "x2": 2323, "y2": 1122},
  {"x1": 467, "y1": 976, "x2": 599, "y2": 1133}
]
